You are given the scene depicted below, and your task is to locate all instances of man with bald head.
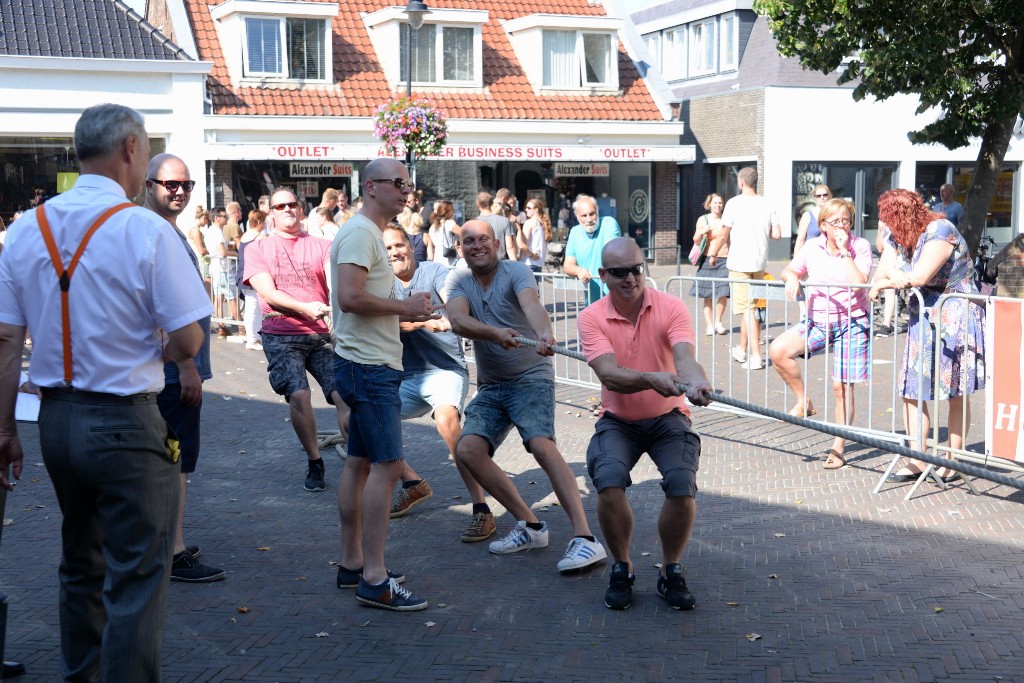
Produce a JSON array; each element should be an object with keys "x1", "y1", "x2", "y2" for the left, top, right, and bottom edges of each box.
[
  {"x1": 333, "y1": 158, "x2": 438, "y2": 611},
  {"x1": 446, "y1": 220, "x2": 607, "y2": 573},
  {"x1": 931, "y1": 183, "x2": 964, "y2": 228},
  {"x1": 144, "y1": 154, "x2": 225, "y2": 583},
  {"x1": 578, "y1": 237, "x2": 713, "y2": 611}
]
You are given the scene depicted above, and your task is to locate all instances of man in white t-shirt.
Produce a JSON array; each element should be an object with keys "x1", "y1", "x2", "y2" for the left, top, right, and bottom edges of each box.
[{"x1": 720, "y1": 167, "x2": 781, "y2": 370}]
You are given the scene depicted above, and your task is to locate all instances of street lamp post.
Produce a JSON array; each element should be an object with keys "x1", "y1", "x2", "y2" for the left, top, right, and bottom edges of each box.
[{"x1": 403, "y1": 0, "x2": 430, "y2": 185}]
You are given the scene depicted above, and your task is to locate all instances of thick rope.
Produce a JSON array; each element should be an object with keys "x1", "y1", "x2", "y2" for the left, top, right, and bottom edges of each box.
[{"x1": 513, "y1": 336, "x2": 1024, "y2": 491}]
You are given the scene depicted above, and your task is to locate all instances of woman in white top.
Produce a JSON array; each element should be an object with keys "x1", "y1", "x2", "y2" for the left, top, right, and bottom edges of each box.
[
  {"x1": 518, "y1": 197, "x2": 551, "y2": 273},
  {"x1": 429, "y1": 200, "x2": 460, "y2": 267}
]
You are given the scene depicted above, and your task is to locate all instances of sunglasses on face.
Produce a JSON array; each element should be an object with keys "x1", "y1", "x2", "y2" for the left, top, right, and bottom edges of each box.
[
  {"x1": 272, "y1": 202, "x2": 300, "y2": 211},
  {"x1": 369, "y1": 178, "x2": 416, "y2": 193},
  {"x1": 814, "y1": 193, "x2": 829, "y2": 198},
  {"x1": 604, "y1": 264, "x2": 645, "y2": 279},
  {"x1": 149, "y1": 178, "x2": 195, "y2": 192}
]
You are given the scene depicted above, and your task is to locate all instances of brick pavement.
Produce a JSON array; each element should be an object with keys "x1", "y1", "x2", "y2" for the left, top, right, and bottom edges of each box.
[{"x1": 2, "y1": 325, "x2": 1024, "y2": 682}]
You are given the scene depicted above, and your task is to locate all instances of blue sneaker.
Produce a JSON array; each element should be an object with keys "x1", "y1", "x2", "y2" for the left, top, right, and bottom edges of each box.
[
  {"x1": 336, "y1": 565, "x2": 405, "y2": 589},
  {"x1": 355, "y1": 576, "x2": 427, "y2": 611}
]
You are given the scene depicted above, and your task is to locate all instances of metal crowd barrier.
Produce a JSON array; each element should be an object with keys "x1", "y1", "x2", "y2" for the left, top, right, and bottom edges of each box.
[{"x1": 205, "y1": 255, "x2": 246, "y2": 330}]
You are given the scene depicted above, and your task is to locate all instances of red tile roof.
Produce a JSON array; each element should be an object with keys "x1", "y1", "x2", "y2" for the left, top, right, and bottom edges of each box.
[{"x1": 185, "y1": 0, "x2": 664, "y2": 121}]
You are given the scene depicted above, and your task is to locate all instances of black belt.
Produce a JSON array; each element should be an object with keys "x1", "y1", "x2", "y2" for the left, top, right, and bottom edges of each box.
[{"x1": 40, "y1": 387, "x2": 158, "y2": 405}]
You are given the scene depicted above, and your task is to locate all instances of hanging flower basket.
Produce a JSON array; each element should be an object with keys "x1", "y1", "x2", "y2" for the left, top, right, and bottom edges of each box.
[{"x1": 372, "y1": 96, "x2": 448, "y2": 158}]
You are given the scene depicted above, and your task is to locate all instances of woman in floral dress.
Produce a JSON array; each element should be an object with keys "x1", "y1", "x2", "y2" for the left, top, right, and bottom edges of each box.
[{"x1": 869, "y1": 189, "x2": 985, "y2": 482}]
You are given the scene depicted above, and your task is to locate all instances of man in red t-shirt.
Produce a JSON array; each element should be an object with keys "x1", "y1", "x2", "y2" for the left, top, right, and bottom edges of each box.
[
  {"x1": 243, "y1": 187, "x2": 350, "y2": 492},
  {"x1": 578, "y1": 237, "x2": 714, "y2": 612}
]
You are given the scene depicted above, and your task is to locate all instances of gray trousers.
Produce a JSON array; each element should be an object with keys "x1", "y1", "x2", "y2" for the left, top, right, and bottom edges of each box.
[{"x1": 39, "y1": 389, "x2": 179, "y2": 683}]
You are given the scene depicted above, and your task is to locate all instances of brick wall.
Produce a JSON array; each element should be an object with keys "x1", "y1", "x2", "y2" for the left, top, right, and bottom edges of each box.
[
  {"x1": 212, "y1": 160, "x2": 233, "y2": 209},
  {"x1": 144, "y1": 0, "x2": 176, "y2": 43},
  {"x1": 652, "y1": 161, "x2": 678, "y2": 265},
  {"x1": 993, "y1": 235, "x2": 1024, "y2": 298}
]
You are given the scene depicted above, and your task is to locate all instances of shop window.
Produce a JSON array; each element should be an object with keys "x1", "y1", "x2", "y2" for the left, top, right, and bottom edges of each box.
[
  {"x1": 243, "y1": 16, "x2": 330, "y2": 81},
  {"x1": 400, "y1": 24, "x2": 479, "y2": 85},
  {"x1": 542, "y1": 30, "x2": 616, "y2": 89}
]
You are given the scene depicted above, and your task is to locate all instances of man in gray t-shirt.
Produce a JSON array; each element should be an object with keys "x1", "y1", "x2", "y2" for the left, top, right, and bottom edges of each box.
[
  {"x1": 446, "y1": 220, "x2": 606, "y2": 574},
  {"x1": 381, "y1": 227, "x2": 493, "y2": 543}
]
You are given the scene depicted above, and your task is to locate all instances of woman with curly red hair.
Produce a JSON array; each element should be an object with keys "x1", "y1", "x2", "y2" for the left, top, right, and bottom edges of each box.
[{"x1": 869, "y1": 189, "x2": 985, "y2": 483}]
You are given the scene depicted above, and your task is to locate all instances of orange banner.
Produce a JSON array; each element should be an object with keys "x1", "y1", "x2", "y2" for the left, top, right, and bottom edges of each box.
[{"x1": 986, "y1": 299, "x2": 1023, "y2": 461}]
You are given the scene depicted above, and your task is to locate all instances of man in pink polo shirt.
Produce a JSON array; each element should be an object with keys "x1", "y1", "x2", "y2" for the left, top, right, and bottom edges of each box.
[{"x1": 578, "y1": 237, "x2": 714, "y2": 612}]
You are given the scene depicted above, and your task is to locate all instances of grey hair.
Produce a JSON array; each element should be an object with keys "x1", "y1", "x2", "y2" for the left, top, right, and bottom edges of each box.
[
  {"x1": 74, "y1": 104, "x2": 146, "y2": 161},
  {"x1": 573, "y1": 193, "x2": 597, "y2": 213}
]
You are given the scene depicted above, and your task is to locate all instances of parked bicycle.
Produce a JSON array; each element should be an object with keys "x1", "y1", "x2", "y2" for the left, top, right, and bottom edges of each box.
[{"x1": 973, "y1": 235, "x2": 998, "y2": 294}]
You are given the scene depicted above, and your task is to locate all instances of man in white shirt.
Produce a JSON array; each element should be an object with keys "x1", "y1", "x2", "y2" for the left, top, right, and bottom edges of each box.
[
  {"x1": 720, "y1": 167, "x2": 781, "y2": 370},
  {"x1": 0, "y1": 103, "x2": 210, "y2": 681}
]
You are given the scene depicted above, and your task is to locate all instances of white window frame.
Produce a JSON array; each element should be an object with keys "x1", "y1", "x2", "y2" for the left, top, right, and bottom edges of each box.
[
  {"x1": 661, "y1": 26, "x2": 687, "y2": 80},
  {"x1": 400, "y1": 23, "x2": 482, "y2": 87},
  {"x1": 689, "y1": 17, "x2": 717, "y2": 77},
  {"x1": 240, "y1": 14, "x2": 331, "y2": 82},
  {"x1": 541, "y1": 29, "x2": 618, "y2": 90},
  {"x1": 719, "y1": 12, "x2": 739, "y2": 72}
]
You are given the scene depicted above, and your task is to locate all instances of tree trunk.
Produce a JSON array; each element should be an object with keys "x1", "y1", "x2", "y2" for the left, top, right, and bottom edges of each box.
[{"x1": 960, "y1": 114, "x2": 1016, "y2": 255}]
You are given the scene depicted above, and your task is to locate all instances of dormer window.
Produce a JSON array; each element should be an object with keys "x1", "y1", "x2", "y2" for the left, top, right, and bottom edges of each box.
[
  {"x1": 542, "y1": 31, "x2": 614, "y2": 88},
  {"x1": 244, "y1": 17, "x2": 328, "y2": 80},
  {"x1": 400, "y1": 24, "x2": 477, "y2": 84},
  {"x1": 364, "y1": 7, "x2": 487, "y2": 89},
  {"x1": 211, "y1": 0, "x2": 337, "y2": 85},
  {"x1": 503, "y1": 14, "x2": 622, "y2": 93}
]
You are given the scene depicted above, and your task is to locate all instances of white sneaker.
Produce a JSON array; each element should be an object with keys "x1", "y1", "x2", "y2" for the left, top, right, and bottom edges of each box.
[
  {"x1": 556, "y1": 537, "x2": 607, "y2": 573},
  {"x1": 704, "y1": 326, "x2": 715, "y2": 336},
  {"x1": 488, "y1": 520, "x2": 549, "y2": 555},
  {"x1": 715, "y1": 323, "x2": 728, "y2": 335},
  {"x1": 731, "y1": 347, "x2": 747, "y2": 364},
  {"x1": 740, "y1": 358, "x2": 764, "y2": 370},
  {"x1": 246, "y1": 341, "x2": 263, "y2": 351}
]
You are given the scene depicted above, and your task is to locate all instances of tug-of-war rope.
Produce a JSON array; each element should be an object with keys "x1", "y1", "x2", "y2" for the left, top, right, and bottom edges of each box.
[{"x1": 511, "y1": 336, "x2": 1024, "y2": 492}]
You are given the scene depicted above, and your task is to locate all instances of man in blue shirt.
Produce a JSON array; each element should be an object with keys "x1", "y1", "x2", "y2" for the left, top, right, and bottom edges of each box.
[
  {"x1": 931, "y1": 183, "x2": 964, "y2": 228},
  {"x1": 563, "y1": 194, "x2": 622, "y2": 304},
  {"x1": 381, "y1": 227, "x2": 495, "y2": 543}
]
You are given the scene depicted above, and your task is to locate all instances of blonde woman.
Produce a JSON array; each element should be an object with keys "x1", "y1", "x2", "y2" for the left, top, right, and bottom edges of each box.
[
  {"x1": 689, "y1": 194, "x2": 730, "y2": 335},
  {"x1": 793, "y1": 184, "x2": 832, "y2": 256},
  {"x1": 518, "y1": 198, "x2": 552, "y2": 273}
]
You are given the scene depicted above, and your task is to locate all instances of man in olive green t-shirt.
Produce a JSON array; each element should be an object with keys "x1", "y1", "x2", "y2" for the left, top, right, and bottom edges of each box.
[{"x1": 331, "y1": 158, "x2": 439, "y2": 612}]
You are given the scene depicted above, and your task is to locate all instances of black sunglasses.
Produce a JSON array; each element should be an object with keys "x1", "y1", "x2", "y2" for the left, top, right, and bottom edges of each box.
[
  {"x1": 369, "y1": 178, "x2": 415, "y2": 192},
  {"x1": 148, "y1": 178, "x2": 195, "y2": 192},
  {"x1": 604, "y1": 264, "x2": 645, "y2": 279},
  {"x1": 272, "y1": 202, "x2": 300, "y2": 211}
]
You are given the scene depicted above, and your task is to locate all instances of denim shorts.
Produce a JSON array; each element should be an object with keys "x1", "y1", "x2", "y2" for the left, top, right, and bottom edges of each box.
[
  {"x1": 461, "y1": 379, "x2": 555, "y2": 455},
  {"x1": 334, "y1": 357, "x2": 404, "y2": 463},
  {"x1": 157, "y1": 383, "x2": 202, "y2": 474},
  {"x1": 586, "y1": 409, "x2": 700, "y2": 498},
  {"x1": 261, "y1": 333, "x2": 336, "y2": 404},
  {"x1": 400, "y1": 369, "x2": 469, "y2": 420}
]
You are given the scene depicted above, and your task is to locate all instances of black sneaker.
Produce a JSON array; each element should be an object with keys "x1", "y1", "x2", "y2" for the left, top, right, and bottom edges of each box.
[
  {"x1": 170, "y1": 551, "x2": 226, "y2": 583},
  {"x1": 355, "y1": 576, "x2": 427, "y2": 611},
  {"x1": 305, "y1": 459, "x2": 326, "y2": 492},
  {"x1": 185, "y1": 544, "x2": 201, "y2": 559},
  {"x1": 657, "y1": 563, "x2": 695, "y2": 610},
  {"x1": 604, "y1": 561, "x2": 634, "y2": 610},
  {"x1": 336, "y1": 565, "x2": 406, "y2": 589},
  {"x1": 874, "y1": 324, "x2": 894, "y2": 337}
]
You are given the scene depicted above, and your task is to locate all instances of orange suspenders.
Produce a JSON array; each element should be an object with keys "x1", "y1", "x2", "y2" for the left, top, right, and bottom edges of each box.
[{"x1": 35, "y1": 203, "x2": 136, "y2": 386}]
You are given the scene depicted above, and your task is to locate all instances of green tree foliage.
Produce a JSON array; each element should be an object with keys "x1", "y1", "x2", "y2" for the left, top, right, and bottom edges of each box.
[{"x1": 755, "y1": 0, "x2": 1024, "y2": 253}]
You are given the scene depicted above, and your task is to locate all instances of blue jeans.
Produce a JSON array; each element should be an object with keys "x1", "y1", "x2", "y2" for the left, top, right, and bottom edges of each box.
[
  {"x1": 461, "y1": 379, "x2": 555, "y2": 455},
  {"x1": 334, "y1": 357, "x2": 404, "y2": 463}
]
